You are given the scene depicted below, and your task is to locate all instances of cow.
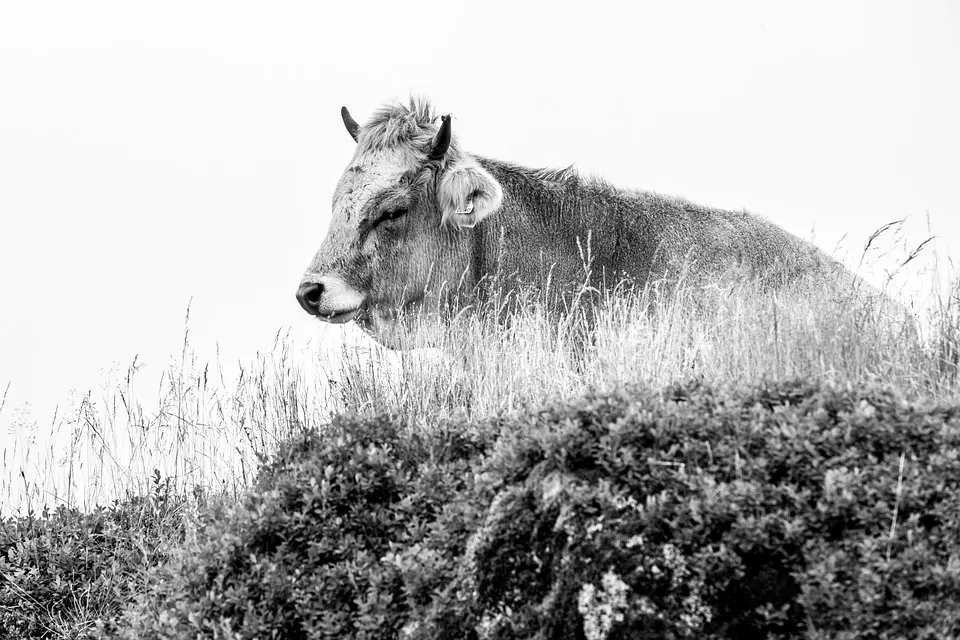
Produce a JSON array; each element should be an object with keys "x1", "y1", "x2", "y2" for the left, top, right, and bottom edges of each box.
[{"x1": 296, "y1": 97, "x2": 875, "y2": 348}]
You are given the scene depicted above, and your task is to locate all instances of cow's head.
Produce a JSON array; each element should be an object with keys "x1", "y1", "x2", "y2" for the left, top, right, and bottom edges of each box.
[{"x1": 296, "y1": 98, "x2": 504, "y2": 347}]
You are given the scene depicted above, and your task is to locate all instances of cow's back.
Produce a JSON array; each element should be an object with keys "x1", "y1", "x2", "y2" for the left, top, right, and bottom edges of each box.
[
  {"x1": 624, "y1": 190, "x2": 857, "y2": 294},
  {"x1": 475, "y1": 158, "x2": 878, "y2": 307}
]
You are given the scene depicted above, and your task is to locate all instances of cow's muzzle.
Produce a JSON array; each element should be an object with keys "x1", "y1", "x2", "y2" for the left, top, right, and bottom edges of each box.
[{"x1": 296, "y1": 282, "x2": 360, "y2": 324}]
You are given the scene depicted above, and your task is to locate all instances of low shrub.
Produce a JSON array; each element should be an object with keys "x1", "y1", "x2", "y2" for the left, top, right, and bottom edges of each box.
[
  {"x1": 0, "y1": 490, "x2": 187, "y2": 639},
  {"x1": 101, "y1": 381, "x2": 960, "y2": 638},
  {"x1": 114, "y1": 415, "x2": 496, "y2": 639},
  {"x1": 409, "y1": 380, "x2": 960, "y2": 639}
]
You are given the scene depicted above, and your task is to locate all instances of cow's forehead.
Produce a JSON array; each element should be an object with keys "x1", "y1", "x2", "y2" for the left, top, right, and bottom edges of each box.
[{"x1": 333, "y1": 148, "x2": 414, "y2": 222}]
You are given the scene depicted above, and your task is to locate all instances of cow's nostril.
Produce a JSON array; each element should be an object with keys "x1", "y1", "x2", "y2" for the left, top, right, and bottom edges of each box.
[
  {"x1": 304, "y1": 285, "x2": 321, "y2": 304},
  {"x1": 296, "y1": 282, "x2": 324, "y2": 314}
]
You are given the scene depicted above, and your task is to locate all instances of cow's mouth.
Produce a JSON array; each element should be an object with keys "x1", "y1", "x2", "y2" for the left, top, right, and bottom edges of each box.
[{"x1": 319, "y1": 308, "x2": 359, "y2": 324}]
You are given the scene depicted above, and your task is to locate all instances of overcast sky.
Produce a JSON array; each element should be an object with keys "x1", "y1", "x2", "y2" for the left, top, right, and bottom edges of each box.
[{"x1": 1, "y1": 0, "x2": 958, "y2": 434}]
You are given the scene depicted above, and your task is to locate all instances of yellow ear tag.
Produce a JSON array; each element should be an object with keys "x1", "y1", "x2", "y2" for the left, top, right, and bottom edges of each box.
[{"x1": 454, "y1": 200, "x2": 474, "y2": 215}]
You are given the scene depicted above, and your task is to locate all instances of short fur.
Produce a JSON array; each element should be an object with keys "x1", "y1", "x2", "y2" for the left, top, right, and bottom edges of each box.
[{"x1": 469, "y1": 157, "x2": 854, "y2": 295}]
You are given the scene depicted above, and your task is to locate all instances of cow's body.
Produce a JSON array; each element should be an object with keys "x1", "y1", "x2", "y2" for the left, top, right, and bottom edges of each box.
[
  {"x1": 456, "y1": 157, "x2": 853, "y2": 298},
  {"x1": 296, "y1": 98, "x2": 868, "y2": 347}
]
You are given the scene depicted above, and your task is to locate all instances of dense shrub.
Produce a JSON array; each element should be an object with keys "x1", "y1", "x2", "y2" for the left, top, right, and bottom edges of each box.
[
  {"x1": 107, "y1": 379, "x2": 960, "y2": 640},
  {"x1": 408, "y1": 380, "x2": 960, "y2": 639},
  {"x1": 0, "y1": 490, "x2": 186, "y2": 639},
  {"x1": 114, "y1": 414, "x2": 496, "y2": 639}
]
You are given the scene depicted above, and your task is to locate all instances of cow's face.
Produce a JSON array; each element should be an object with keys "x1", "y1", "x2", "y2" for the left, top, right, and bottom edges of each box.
[{"x1": 297, "y1": 100, "x2": 503, "y2": 347}]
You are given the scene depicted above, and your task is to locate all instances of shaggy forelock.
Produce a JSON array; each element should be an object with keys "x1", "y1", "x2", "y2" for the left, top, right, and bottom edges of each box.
[{"x1": 356, "y1": 96, "x2": 455, "y2": 160}]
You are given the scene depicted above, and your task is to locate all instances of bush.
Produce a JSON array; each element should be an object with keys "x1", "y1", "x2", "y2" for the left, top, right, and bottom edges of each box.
[
  {"x1": 409, "y1": 380, "x2": 960, "y2": 639},
  {"x1": 0, "y1": 491, "x2": 186, "y2": 639},
  {"x1": 113, "y1": 380, "x2": 960, "y2": 639},
  {"x1": 114, "y1": 414, "x2": 496, "y2": 639}
]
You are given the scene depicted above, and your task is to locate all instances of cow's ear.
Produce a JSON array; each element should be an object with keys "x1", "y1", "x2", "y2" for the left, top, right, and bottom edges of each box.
[{"x1": 438, "y1": 159, "x2": 503, "y2": 228}]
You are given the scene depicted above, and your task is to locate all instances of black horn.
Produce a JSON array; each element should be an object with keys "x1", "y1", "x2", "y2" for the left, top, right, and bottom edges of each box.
[
  {"x1": 341, "y1": 106, "x2": 360, "y2": 142},
  {"x1": 428, "y1": 114, "x2": 452, "y2": 160}
]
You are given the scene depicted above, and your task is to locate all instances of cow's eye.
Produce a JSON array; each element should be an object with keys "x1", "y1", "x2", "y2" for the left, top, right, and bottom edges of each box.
[{"x1": 379, "y1": 208, "x2": 408, "y2": 223}]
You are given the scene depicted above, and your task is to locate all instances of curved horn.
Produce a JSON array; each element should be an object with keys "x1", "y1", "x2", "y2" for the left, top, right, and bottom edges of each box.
[
  {"x1": 428, "y1": 114, "x2": 452, "y2": 160},
  {"x1": 341, "y1": 106, "x2": 360, "y2": 142}
]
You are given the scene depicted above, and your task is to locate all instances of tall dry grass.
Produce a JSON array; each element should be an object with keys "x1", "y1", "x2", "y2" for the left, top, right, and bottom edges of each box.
[
  {"x1": 334, "y1": 268, "x2": 953, "y2": 424},
  {"x1": 2, "y1": 225, "x2": 958, "y2": 517},
  {"x1": 1, "y1": 322, "x2": 335, "y2": 516}
]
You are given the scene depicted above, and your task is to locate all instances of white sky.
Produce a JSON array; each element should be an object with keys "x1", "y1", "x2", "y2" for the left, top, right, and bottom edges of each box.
[{"x1": 1, "y1": 0, "x2": 958, "y2": 433}]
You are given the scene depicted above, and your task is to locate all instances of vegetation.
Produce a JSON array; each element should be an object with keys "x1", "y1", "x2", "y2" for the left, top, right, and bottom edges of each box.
[
  {"x1": 2, "y1": 232, "x2": 959, "y2": 638},
  {"x1": 109, "y1": 380, "x2": 960, "y2": 639},
  {"x1": 0, "y1": 489, "x2": 187, "y2": 638}
]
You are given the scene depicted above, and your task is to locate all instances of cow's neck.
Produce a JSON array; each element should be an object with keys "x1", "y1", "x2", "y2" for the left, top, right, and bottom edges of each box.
[{"x1": 468, "y1": 156, "x2": 656, "y2": 303}]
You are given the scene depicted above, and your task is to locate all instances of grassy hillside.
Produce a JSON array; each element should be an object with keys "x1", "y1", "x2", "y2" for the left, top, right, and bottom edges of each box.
[{"x1": 2, "y1": 244, "x2": 959, "y2": 638}]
